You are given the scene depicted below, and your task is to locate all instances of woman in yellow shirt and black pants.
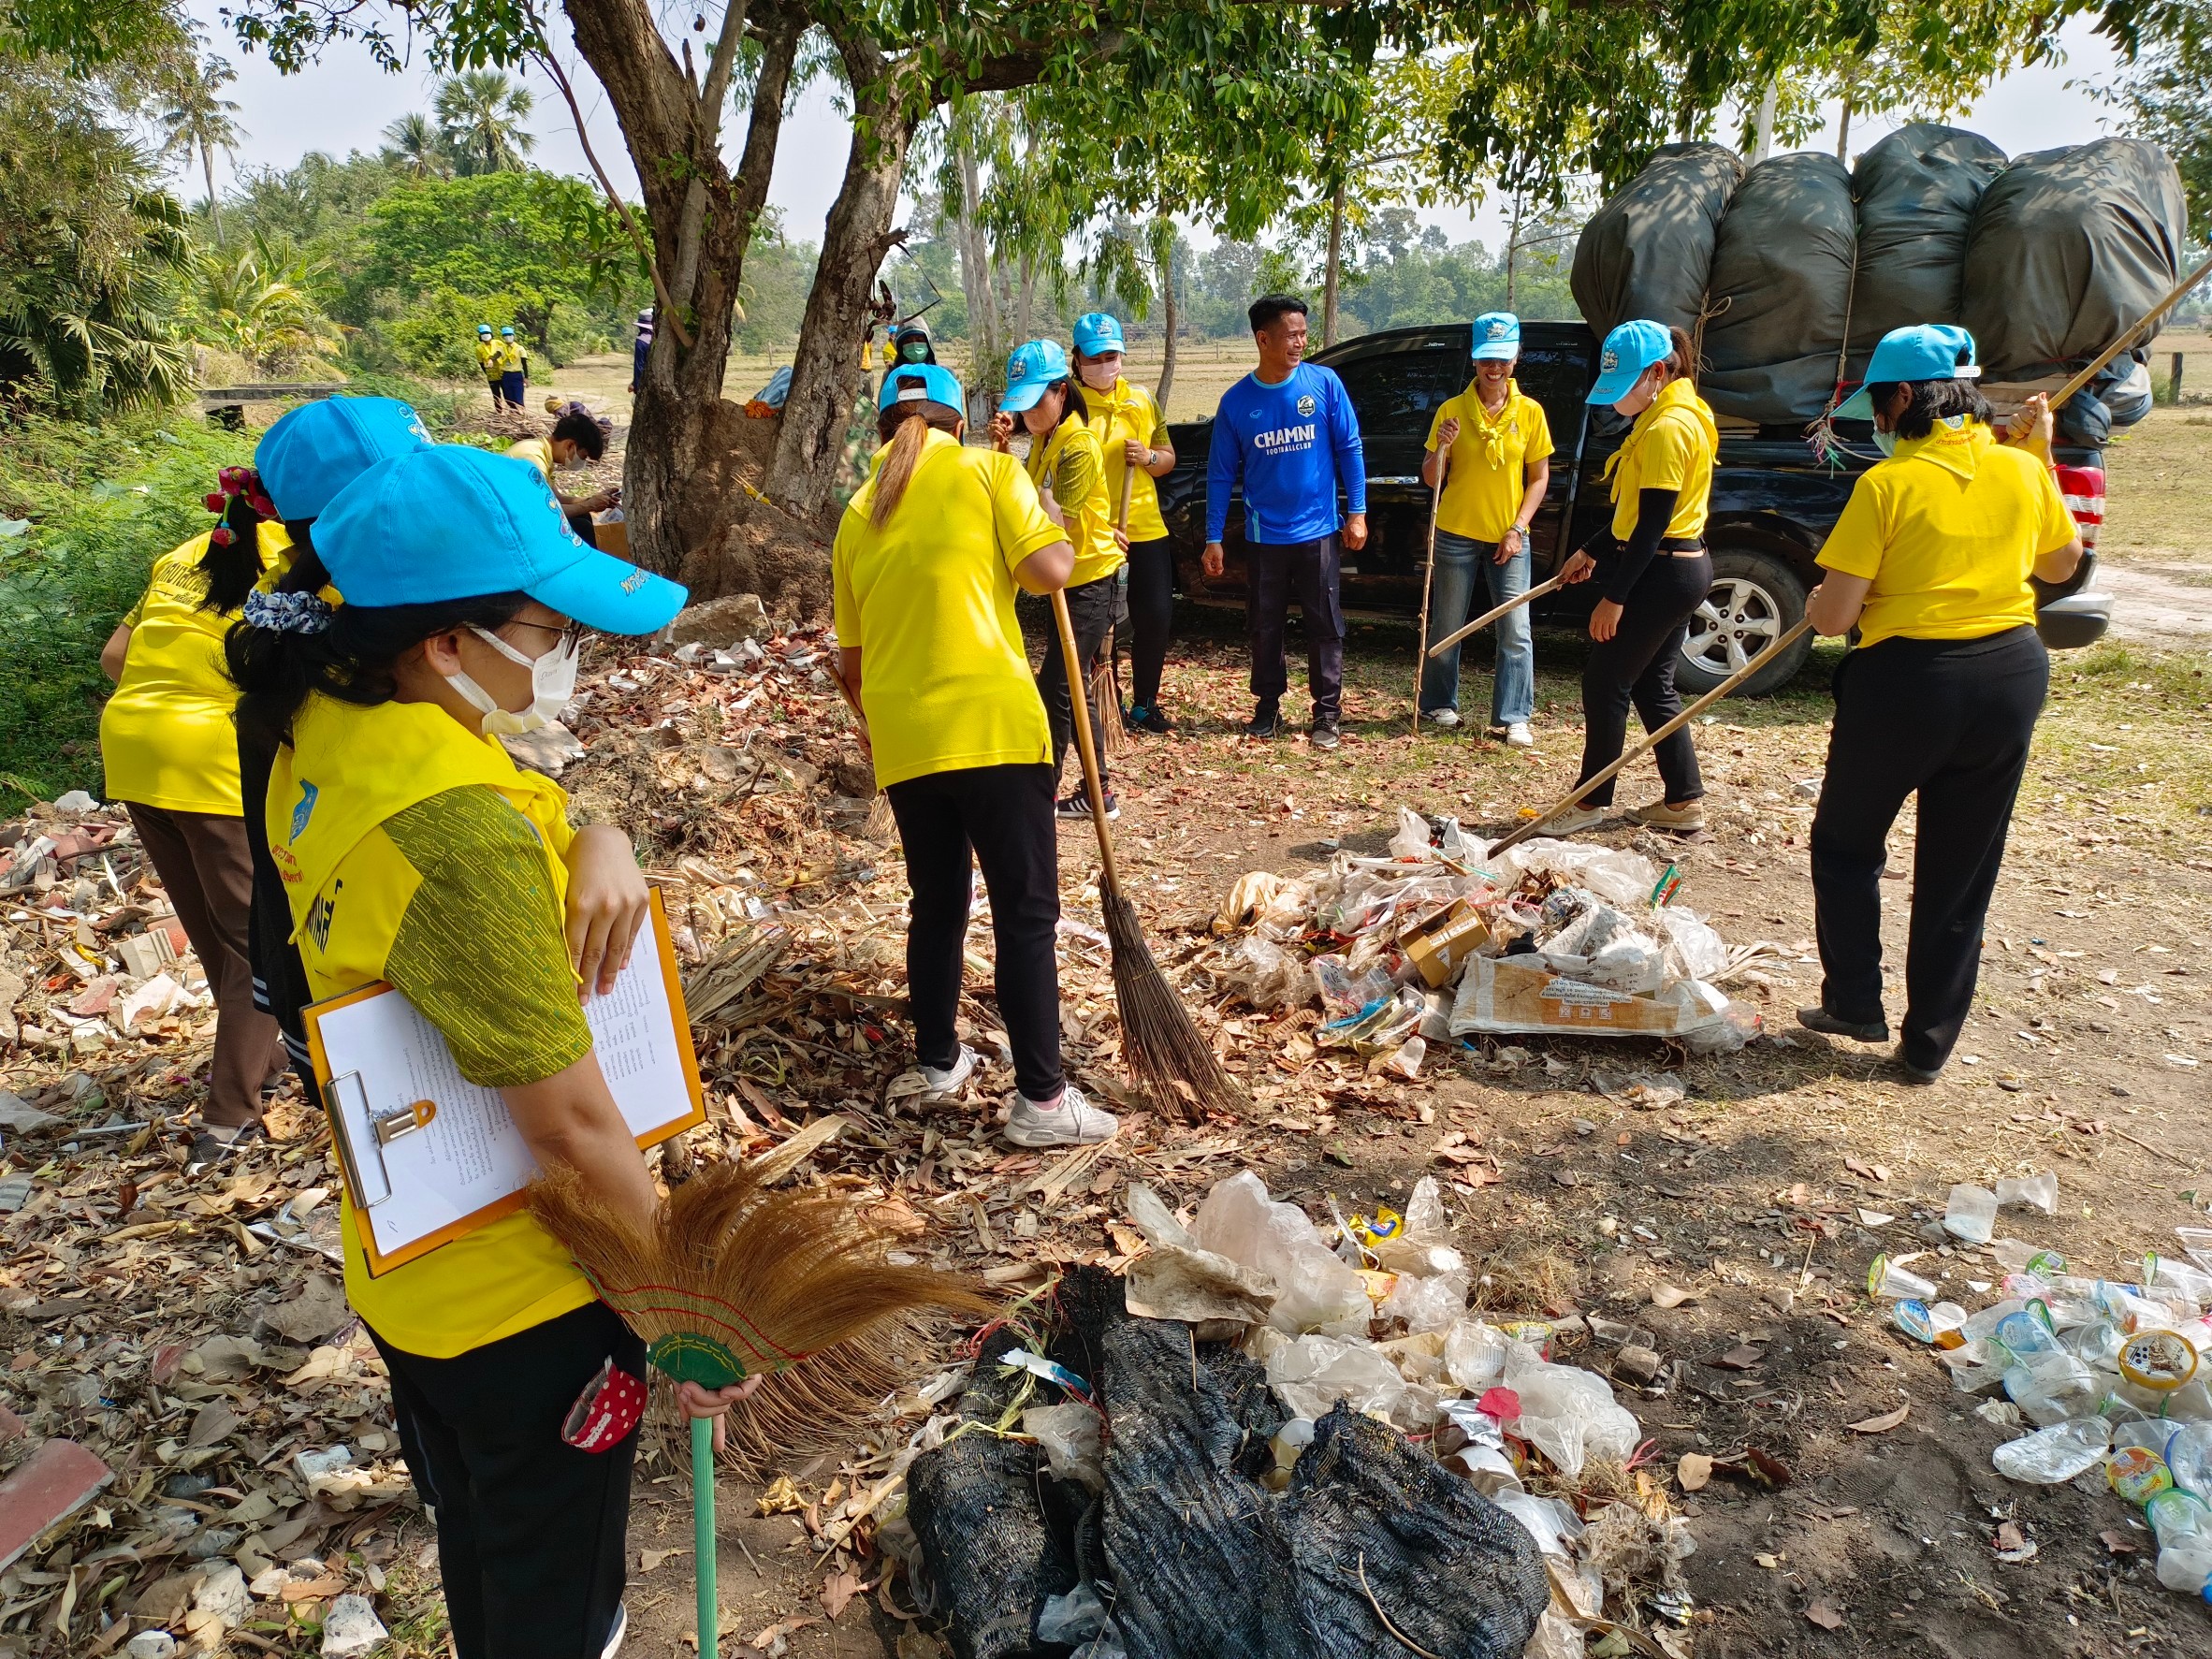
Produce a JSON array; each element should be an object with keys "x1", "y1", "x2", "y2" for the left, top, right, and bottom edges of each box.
[
  {"x1": 837, "y1": 364, "x2": 1118, "y2": 1149},
  {"x1": 1557, "y1": 321, "x2": 1719, "y2": 834},
  {"x1": 991, "y1": 339, "x2": 1127, "y2": 819},
  {"x1": 1799, "y1": 326, "x2": 2081, "y2": 1082}
]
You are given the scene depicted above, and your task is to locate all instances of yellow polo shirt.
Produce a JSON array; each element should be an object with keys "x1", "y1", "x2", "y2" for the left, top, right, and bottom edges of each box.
[
  {"x1": 100, "y1": 522, "x2": 292, "y2": 815},
  {"x1": 1084, "y1": 377, "x2": 1171, "y2": 543},
  {"x1": 833, "y1": 431, "x2": 1062, "y2": 790},
  {"x1": 1816, "y1": 419, "x2": 2075, "y2": 648},
  {"x1": 1026, "y1": 415, "x2": 1123, "y2": 589},
  {"x1": 1604, "y1": 378, "x2": 1718, "y2": 541},
  {"x1": 507, "y1": 436, "x2": 554, "y2": 479},
  {"x1": 475, "y1": 339, "x2": 503, "y2": 382},
  {"x1": 1423, "y1": 382, "x2": 1554, "y2": 542}
]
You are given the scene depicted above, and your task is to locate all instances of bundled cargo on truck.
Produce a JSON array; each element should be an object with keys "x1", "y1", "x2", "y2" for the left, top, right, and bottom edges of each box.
[
  {"x1": 1847, "y1": 123, "x2": 2008, "y2": 352},
  {"x1": 1569, "y1": 142, "x2": 1743, "y2": 339},
  {"x1": 1698, "y1": 153, "x2": 1858, "y2": 424}
]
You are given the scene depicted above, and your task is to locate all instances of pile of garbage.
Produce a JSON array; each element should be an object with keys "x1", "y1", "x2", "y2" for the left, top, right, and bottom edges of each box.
[
  {"x1": 1211, "y1": 809, "x2": 1764, "y2": 1073},
  {"x1": 1869, "y1": 1173, "x2": 2212, "y2": 1602},
  {"x1": 900, "y1": 1171, "x2": 1697, "y2": 1659}
]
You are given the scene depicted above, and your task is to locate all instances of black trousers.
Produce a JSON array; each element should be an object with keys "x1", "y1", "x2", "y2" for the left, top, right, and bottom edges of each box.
[
  {"x1": 1127, "y1": 536, "x2": 1175, "y2": 710},
  {"x1": 1810, "y1": 626, "x2": 2048, "y2": 1071},
  {"x1": 885, "y1": 763, "x2": 1063, "y2": 1102},
  {"x1": 1577, "y1": 552, "x2": 1710, "y2": 807},
  {"x1": 373, "y1": 1302, "x2": 645, "y2": 1659},
  {"x1": 1247, "y1": 535, "x2": 1344, "y2": 720},
  {"x1": 1034, "y1": 572, "x2": 1116, "y2": 790}
]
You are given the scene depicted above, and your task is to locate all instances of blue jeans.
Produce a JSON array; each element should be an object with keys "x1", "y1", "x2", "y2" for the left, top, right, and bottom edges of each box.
[{"x1": 1420, "y1": 530, "x2": 1534, "y2": 725}]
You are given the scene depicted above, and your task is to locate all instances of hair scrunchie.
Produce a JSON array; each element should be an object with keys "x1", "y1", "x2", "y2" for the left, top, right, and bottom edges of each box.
[
  {"x1": 242, "y1": 589, "x2": 333, "y2": 635},
  {"x1": 204, "y1": 465, "x2": 277, "y2": 548}
]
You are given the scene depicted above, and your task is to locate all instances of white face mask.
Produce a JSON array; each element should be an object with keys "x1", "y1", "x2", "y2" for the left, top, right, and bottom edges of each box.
[
  {"x1": 1077, "y1": 358, "x2": 1119, "y2": 392},
  {"x1": 447, "y1": 626, "x2": 579, "y2": 735}
]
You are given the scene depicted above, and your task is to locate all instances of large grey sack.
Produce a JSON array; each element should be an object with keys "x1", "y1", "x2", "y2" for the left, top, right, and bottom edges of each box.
[
  {"x1": 1960, "y1": 138, "x2": 2186, "y2": 371},
  {"x1": 1571, "y1": 142, "x2": 1744, "y2": 338},
  {"x1": 1700, "y1": 153, "x2": 1857, "y2": 423},
  {"x1": 1849, "y1": 124, "x2": 2008, "y2": 352}
]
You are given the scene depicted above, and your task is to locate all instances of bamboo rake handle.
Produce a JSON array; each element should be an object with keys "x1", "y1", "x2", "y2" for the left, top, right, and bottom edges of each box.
[
  {"x1": 1411, "y1": 456, "x2": 1444, "y2": 735},
  {"x1": 1053, "y1": 586, "x2": 1122, "y2": 896},
  {"x1": 2048, "y1": 252, "x2": 2212, "y2": 411},
  {"x1": 1485, "y1": 616, "x2": 1816, "y2": 860},
  {"x1": 1427, "y1": 569, "x2": 1568, "y2": 659},
  {"x1": 692, "y1": 1416, "x2": 718, "y2": 1659}
]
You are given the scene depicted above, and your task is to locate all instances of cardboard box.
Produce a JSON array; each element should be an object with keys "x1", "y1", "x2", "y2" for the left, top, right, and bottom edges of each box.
[
  {"x1": 593, "y1": 516, "x2": 630, "y2": 561},
  {"x1": 1448, "y1": 953, "x2": 1728, "y2": 1039},
  {"x1": 1400, "y1": 901, "x2": 1492, "y2": 988}
]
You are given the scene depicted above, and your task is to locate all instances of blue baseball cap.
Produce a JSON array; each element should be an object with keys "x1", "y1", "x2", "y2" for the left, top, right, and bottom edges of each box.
[
  {"x1": 1072, "y1": 313, "x2": 1125, "y2": 357},
  {"x1": 500, "y1": 327, "x2": 515, "y2": 339},
  {"x1": 999, "y1": 340, "x2": 1070, "y2": 413},
  {"x1": 255, "y1": 396, "x2": 433, "y2": 523},
  {"x1": 313, "y1": 446, "x2": 686, "y2": 635},
  {"x1": 477, "y1": 324, "x2": 492, "y2": 337},
  {"x1": 1588, "y1": 319, "x2": 1675, "y2": 403},
  {"x1": 1835, "y1": 324, "x2": 1980, "y2": 420},
  {"x1": 878, "y1": 361, "x2": 966, "y2": 414},
  {"x1": 1471, "y1": 313, "x2": 1521, "y2": 361}
]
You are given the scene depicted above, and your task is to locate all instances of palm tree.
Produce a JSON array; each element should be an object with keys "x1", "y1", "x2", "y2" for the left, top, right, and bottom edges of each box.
[
  {"x1": 432, "y1": 72, "x2": 536, "y2": 176},
  {"x1": 381, "y1": 112, "x2": 453, "y2": 181},
  {"x1": 154, "y1": 53, "x2": 245, "y2": 245},
  {"x1": 189, "y1": 232, "x2": 345, "y2": 375}
]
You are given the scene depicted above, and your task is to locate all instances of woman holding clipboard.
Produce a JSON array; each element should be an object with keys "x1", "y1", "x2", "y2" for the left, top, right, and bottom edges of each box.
[{"x1": 227, "y1": 445, "x2": 734, "y2": 1659}]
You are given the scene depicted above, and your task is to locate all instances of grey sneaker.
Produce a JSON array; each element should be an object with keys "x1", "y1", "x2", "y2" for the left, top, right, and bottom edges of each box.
[
  {"x1": 602, "y1": 1603, "x2": 628, "y2": 1659},
  {"x1": 918, "y1": 1043, "x2": 977, "y2": 1100},
  {"x1": 1004, "y1": 1083, "x2": 1119, "y2": 1147},
  {"x1": 1308, "y1": 718, "x2": 1341, "y2": 752},
  {"x1": 1546, "y1": 802, "x2": 1608, "y2": 836}
]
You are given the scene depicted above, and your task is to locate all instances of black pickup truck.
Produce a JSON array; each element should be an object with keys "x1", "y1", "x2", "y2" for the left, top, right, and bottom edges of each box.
[{"x1": 1155, "y1": 321, "x2": 2113, "y2": 694}]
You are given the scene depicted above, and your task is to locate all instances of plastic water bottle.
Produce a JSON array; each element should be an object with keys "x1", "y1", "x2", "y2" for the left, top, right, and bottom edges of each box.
[
  {"x1": 2166, "y1": 1420, "x2": 2212, "y2": 1496},
  {"x1": 2148, "y1": 1490, "x2": 2212, "y2": 1594},
  {"x1": 1944, "y1": 1184, "x2": 1999, "y2": 1244}
]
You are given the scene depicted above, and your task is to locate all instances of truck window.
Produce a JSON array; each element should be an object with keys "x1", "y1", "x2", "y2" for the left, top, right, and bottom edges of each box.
[{"x1": 1331, "y1": 350, "x2": 1466, "y2": 440}]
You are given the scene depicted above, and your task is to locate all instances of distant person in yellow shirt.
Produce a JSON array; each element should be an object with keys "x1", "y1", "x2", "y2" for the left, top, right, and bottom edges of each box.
[
  {"x1": 1797, "y1": 325, "x2": 2081, "y2": 1083},
  {"x1": 990, "y1": 339, "x2": 1126, "y2": 820},
  {"x1": 498, "y1": 326, "x2": 528, "y2": 411},
  {"x1": 509, "y1": 403, "x2": 618, "y2": 546},
  {"x1": 834, "y1": 362, "x2": 1117, "y2": 1150},
  {"x1": 1419, "y1": 313, "x2": 1553, "y2": 747},
  {"x1": 1070, "y1": 313, "x2": 1180, "y2": 735},
  {"x1": 474, "y1": 324, "x2": 504, "y2": 411}
]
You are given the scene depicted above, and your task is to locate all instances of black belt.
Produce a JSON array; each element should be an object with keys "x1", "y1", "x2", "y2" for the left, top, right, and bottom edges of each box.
[{"x1": 1659, "y1": 537, "x2": 1707, "y2": 554}]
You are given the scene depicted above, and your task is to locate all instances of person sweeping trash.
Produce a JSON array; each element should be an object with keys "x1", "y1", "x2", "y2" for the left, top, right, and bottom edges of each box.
[
  {"x1": 1203, "y1": 294, "x2": 1366, "y2": 749},
  {"x1": 475, "y1": 324, "x2": 507, "y2": 412},
  {"x1": 836, "y1": 362, "x2": 1118, "y2": 1149},
  {"x1": 990, "y1": 339, "x2": 1127, "y2": 820},
  {"x1": 1070, "y1": 313, "x2": 1180, "y2": 735},
  {"x1": 499, "y1": 325, "x2": 529, "y2": 411},
  {"x1": 511, "y1": 403, "x2": 619, "y2": 547},
  {"x1": 1418, "y1": 312, "x2": 1553, "y2": 747},
  {"x1": 1552, "y1": 320, "x2": 1717, "y2": 835},
  {"x1": 1796, "y1": 325, "x2": 2081, "y2": 1084},
  {"x1": 226, "y1": 444, "x2": 743, "y2": 1659}
]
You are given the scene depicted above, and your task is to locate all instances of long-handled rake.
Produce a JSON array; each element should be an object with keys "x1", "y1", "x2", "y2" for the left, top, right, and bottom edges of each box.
[
  {"x1": 1425, "y1": 569, "x2": 1569, "y2": 661},
  {"x1": 529, "y1": 1161, "x2": 995, "y2": 1659},
  {"x1": 1088, "y1": 466, "x2": 1139, "y2": 763},
  {"x1": 1410, "y1": 456, "x2": 1444, "y2": 735},
  {"x1": 1052, "y1": 586, "x2": 1245, "y2": 1124}
]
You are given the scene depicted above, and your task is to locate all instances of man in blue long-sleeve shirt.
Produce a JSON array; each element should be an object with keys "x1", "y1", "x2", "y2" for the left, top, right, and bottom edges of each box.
[{"x1": 1203, "y1": 294, "x2": 1367, "y2": 747}]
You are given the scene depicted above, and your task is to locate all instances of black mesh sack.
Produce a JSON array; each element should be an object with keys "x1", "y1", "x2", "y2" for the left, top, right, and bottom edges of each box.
[
  {"x1": 1700, "y1": 152, "x2": 1857, "y2": 423},
  {"x1": 1571, "y1": 142, "x2": 1744, "y2": 338},
  {"x1": 1849, "y1": 124, "x2": 2007, "y2": 353}
]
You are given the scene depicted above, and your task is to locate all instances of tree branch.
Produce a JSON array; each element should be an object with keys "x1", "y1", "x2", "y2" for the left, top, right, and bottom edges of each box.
[{"x1": 695, "y1": 0, "x2": 751, "y2": 129}]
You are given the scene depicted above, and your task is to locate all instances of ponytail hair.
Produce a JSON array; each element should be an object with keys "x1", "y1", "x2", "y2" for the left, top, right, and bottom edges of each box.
[
  {"x1": 869, "y1": 393, "x2": 965, "y2": 528},
  {"x1": 227, "y1": 590, "x2": 529, "y2": 752},
  {"x1": 198, "y1": 466, "x2": 276, "y2": 616},
  {"x1": 275, "y1": 521, "x2": 327, "y2": 597},
  {"x1": 1660, "y1": 326, "x2": 1695, "y2": 384}
]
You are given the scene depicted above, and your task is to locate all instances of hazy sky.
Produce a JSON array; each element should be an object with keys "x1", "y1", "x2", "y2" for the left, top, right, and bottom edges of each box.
[{"x1": 181, "y1": 5, "x2": 2129, "y2": 254}]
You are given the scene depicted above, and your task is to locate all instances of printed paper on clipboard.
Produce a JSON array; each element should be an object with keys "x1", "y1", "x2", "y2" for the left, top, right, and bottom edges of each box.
[{"x1": 304, "y1": 890, "x2": 706, "y2": 1274}]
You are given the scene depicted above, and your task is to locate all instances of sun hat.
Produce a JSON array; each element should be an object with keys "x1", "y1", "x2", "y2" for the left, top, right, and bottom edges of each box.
[{"x1": 313, "y1": 446, "x2": 685, "y2": 635}]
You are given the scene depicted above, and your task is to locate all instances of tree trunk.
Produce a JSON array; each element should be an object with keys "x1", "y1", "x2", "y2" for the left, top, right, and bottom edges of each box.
[
  {"x1": 1322, "y1": 182, "x2": 1345, "y2": 347},
  {"x1": 766, "y1": 51, "x2": 918, "y2": 524},
  {"x1": 954, "y1": 134, "x2": 1001, "y2": 407},
  {"x1": 1504, "y1": 192, "x2": 1523, "y2": 311},
  {"x1": 1752, "y1": 80, "x2": 1777, "y2": 164},
  {"x1": 1835, "y1": 74, "x2": 1855, "y2": 161},
  {"x1": 1014, "y1": 249, "x2": 1036, "y2": 344},
  {"x1": 1153, "y1": 217, "x2": 1178, "y2": 415},
  {"x1": 202, "y1": 139, "x2": 222, "y2": 244}
]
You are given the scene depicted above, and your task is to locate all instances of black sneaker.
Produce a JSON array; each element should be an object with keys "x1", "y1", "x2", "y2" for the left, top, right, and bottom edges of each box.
[
  {"x1": 1308, "y1": 718, "x2": 1341, "y2": 751},
  {"x1": 1797, "y1": 1006, "x2": 1889, "y2": 1043},
  {"x1": 1125, "y1": 704, "x2": 1175, "y2": 735},
  {"x1": 189, "y1": 1120, "x2": 268, "y2": 1172},
  {"x1": 1056, "y1": 792, "x2": 1119, "y2": 822},
  {"x1": 1244, "y1": 703, "x2": 1282, "y2": 739}
]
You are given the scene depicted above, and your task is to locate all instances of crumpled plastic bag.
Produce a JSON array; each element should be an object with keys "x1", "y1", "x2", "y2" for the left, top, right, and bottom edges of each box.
[
  {"x1": 1488, "y1": 838, "x2": 1659, "y2": 910},
  {"x1": 1444, "y1": 1317, "x2": 1512, "y2": 1391},
  {"x1": 1189, "y1": 1171, "x2": 1371, "y2": 1335},
  {"x1": 1224, "y1": 936, "x2": 1313, "y2": 1011},
  {"x1": 1215, "y1": 871, "x2": 1287, "y2": 934},
  {"x1": 1502, "y1": 1344, "x2": 1642, "y2": 1478},
  {"x1": 1390, "y1": 807, "x2": 1438, "y2": 861},
  {"x1": 1263, "y1": 1333, "x2": 1439, "y2": 1427},
  {"x1": 1381, "y1": 1269, "x2": 1469, "y2": 1332},
  {"x1": 1654, "y1": 905, "x2": 1728, "y2": 981},
  {"x1": 1122, "y1": 1182, "x2": 1279, "y2": 1329},
  {"x1": 1022, "y1": 1403, "x2": 1104, "y2": 1490},
  {"x1": 1536, "y1": 890, "x2": 1666, "y2": 995},
  {"x1": 1255, "y1": 878, "x2": 1316, "y2": 941},
  {"x1": 1037, "y1": 1580, "x2": 1111, "y2": 1643}
]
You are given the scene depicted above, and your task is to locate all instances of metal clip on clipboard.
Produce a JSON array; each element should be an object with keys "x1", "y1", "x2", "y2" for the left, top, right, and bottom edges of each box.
[{"x1": 325, "y1": 1071, "x2": 438, "y2": 1210}]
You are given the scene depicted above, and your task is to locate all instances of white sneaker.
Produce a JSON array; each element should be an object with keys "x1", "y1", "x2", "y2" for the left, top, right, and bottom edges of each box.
[
  {"x1": 918, "y1": 1043, "x2": 977, "y2": 1100},
  {"x1": 1503, "y1": 721, "x2": 1535, "y2": 749},
  {"x1": 602, "y1": 1603, "x2": 628, "y2": 1659},
  {"x1": 1547, "y1": 802, "x2": 1608, "y2": 836},
  {"x1": 1422, "y1": 706, "x2": 1461, "y2": 728},
  {"x1": 1004, "y1": 1083, "x2": 1119, "y2": 1147}
]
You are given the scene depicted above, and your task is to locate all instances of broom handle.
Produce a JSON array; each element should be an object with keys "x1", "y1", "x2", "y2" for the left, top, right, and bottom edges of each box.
[
  {"x1": 1052, "y1": 585, "x2": 1122, "y2": 896},
  {"x1": 692, "y1": 1415, "x2": 718, "y2": 1659},
  {"x1": 1485, "y1": 615, "x2": 1815, "y2": 860},
  {"x1": 1411, "y1": 455, "x2": 1443, "y2": 735},
  {"x1": 2048, "y1": 251, "x2": 2212, "y2": 411},
  {"x1": 1427, "y1": 569, "x2": 1567, "y2": 659}
]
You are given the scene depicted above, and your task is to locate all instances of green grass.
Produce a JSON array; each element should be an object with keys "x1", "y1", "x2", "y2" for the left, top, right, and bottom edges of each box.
[{"x1": 0, "y1": 410, "x2": 255, "y2": 804}]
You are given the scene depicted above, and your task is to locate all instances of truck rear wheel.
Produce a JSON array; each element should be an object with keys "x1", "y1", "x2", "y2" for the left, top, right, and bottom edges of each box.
[{"x1": 1676, "y1": 546, "x2": 1812, "y2": 698}]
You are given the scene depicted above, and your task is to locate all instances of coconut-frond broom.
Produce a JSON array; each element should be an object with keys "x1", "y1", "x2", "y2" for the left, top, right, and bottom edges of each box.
[{"x1": 530, "y1": 1159, "x2": 995, "y2": 1659}]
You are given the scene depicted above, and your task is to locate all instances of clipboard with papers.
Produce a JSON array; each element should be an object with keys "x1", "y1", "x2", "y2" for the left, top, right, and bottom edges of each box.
[{"x1": 303, "y1": 888, "x2": 706, "y2": 1275}]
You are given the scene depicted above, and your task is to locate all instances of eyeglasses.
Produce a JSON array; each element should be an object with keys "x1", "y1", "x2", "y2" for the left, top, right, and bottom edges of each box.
[{"x1": 506, "y1": 618, "x2": 589, "y2": 651}]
